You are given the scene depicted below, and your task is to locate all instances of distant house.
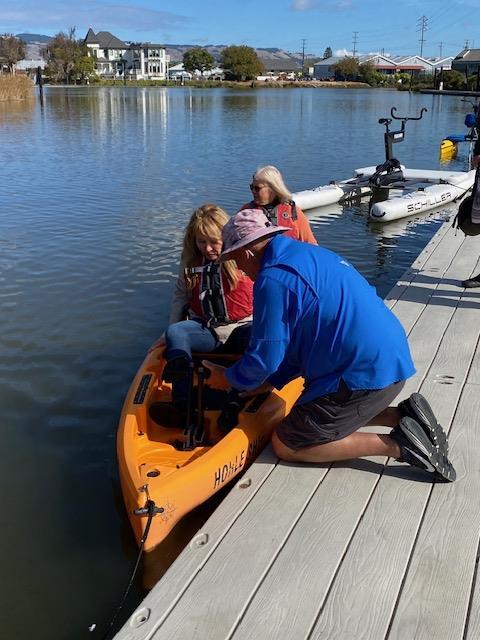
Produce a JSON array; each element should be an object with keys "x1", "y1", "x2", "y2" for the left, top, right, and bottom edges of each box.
[
  {"x1": 84, "y1": 28, "x2": 169, "y2": 80},
  {"x1": 201, "y1": 66, "x2": 224, "y2": 80},
  {"x1": 15, "y1": 58, "x2": 46, "y2": 75},
  {"x1": 168, "y1": 62, "x2": 224, "y2": 81},
  {"x1": 258, "y1": 58, "x2": 301, "y2": 80},
  {"x1": 313, "y1": 56, "x2": 347, "y2": 79},
  {"x1": 390, "y1": 55, "x2": 432, "y2": 73},
  {"x1": 452, "y1": 49, "x2": 480, "y2": 74},
  {"x1": 123, "y1": 43, "x2": 169, "y2": 80},
  {"x1": 359, "y1": 54, "x2": 450, "y2": 76},
  {"x1": 426, "y1": 57, "x2": 454, "y2": 71},
  {"x1": 357, "y1": 54, "x2": 398, "y2": 75},
  {"x1": 314, "y1": 53, "x2": 451, "y2": 80},
  {"x1": 168, "y1": 63, "x2": 192, "y2": 81},
  {"x1": 14, "y1": 41, "x2": 48, "y2": 76},
  {"x1": 84, "y1": 29, "x2": 127, "y2": 78}
]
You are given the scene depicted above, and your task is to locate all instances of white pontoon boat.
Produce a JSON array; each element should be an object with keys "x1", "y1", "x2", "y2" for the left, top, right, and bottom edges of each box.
[{"x1": 293, "y1": 108, "x2": 475, "y2": 222}]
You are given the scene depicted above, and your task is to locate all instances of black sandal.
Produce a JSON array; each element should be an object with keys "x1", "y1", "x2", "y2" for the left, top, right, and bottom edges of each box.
[
  {"x1": 398, "y1": 393, "x2": 448, "y2": 454},
  {"x1": 391, "y1": 417, "x2": 456, "y2": 482}
]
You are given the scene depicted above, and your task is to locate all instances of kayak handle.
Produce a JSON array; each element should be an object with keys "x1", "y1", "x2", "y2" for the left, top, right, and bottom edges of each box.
[{"x1": 133, "y1": 500, "x2": 164, "y2": 517}]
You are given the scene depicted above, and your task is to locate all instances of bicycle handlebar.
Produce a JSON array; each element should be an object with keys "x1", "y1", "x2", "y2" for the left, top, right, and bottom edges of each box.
[{"x1": 390, "y1": 106, "x2": 428, "y2": 121}]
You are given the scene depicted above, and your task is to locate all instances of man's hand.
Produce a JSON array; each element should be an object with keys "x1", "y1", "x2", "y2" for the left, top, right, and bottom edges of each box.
[
  {"x1": 202, "y1": 360, "x2": 231, "y2": 390},
  {"x1": 239, "y1": 381, "x2": 274, "y2": 398}
]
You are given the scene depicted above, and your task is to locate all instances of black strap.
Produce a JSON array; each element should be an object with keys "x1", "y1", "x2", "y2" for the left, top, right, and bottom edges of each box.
[
  {"x1": 201, "y1": 262, "x2": 228, "y2": 325},
  {"x1": 261, "y1": 203, "x2": 277, "y2": 224},
  {"x1": 289, "y1": 200, "x2": 298, "y2": 221}
]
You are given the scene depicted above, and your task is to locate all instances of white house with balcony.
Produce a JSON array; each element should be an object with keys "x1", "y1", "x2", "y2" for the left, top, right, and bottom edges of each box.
[
  {"x1": 123, "y1": 43, "x2": 169, "y2": 80},
  {"x1": 83, "y1": 29, "x2": 168, "y2": 80},
  {"x1": 84, "y1": 29, "x2": 127, "y2": 78}
]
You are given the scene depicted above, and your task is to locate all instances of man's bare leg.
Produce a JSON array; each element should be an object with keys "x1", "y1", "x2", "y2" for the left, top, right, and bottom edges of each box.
[
  {"x1": 272, "y1": 430, "x2": 400, "y2": 464},
  {"x1": 271, "y1": 404, "x2": 404, "y2": 464},
  {"x1": 367, "y1": 406, "x2": 401, "y2": 428}
]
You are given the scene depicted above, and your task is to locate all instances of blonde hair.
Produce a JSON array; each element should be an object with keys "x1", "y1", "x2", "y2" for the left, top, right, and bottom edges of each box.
[
  {"x1": 181, "y1": 203, "x2": 238, "y2": 289},
  {"x1": 253, "y1": 165, "x2": 292, "y2": 203}
]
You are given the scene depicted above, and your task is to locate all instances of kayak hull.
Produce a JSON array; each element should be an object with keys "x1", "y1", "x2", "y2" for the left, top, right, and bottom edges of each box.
[{"x1": 117, "y1": 345, "x2": 304, "y2": 552}]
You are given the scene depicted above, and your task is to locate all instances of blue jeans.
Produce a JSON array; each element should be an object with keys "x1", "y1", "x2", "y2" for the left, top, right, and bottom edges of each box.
[
  {"x1": 164, "y1": 319, "x2": 220, "y2": 405},
  {"x1": 165, "y1": 319, "x2": 220, "y2": 362}
]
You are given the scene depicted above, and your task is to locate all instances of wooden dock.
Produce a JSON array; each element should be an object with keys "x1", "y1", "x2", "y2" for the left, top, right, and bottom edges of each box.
[{"x1": 115, "y1": 220, "x2": 480, "y2": 640}]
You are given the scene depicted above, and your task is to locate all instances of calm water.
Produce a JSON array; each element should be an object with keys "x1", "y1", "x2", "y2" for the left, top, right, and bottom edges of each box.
[{"x1": 0, "y1": 86, "x2": 470, "y2": 639}]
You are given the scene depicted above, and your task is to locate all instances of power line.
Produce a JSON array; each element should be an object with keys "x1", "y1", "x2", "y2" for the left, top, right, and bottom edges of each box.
[
  {"x1": 352, "y1": 31, "x2": 359, "y2": 57},
  {"x1": 301, "y1": 38, "x2": 306, "y2": 76},
  {"x1": 417, "y1": 15, "x2": 428, "y2": 57}
]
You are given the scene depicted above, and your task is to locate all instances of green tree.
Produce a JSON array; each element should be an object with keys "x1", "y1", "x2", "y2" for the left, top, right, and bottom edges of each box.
[
  {"x1": 0, "y1": 33, "x2": 26, "y2": 74},
  {"x1": 74, "y1": 53, "x2": 95, "y2": 82},
  {"x1": 323, "y1": 46, "x2": 333, "y2": 59},
  {"x1": 441, "y1": 69, "x2": 467, "y2": 90},
  {"x1": 358, "y1": 61, "x2": 377, "y2": 85},
  {"x1": 333, "y1": 56, "x2": 359, "y2": 81},
  {"x1": 44, "y1": 27, "x2": 92, "y2": 84},
  {"x1": 183, "y1": 48, "x2": 215, "y2": 76},
  {"x1": 220, "y1": 45, "x2": 264, "y2": 81}
]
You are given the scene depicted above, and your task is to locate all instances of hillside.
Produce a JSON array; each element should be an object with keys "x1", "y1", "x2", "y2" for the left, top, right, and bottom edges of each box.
[
  {"x1": 165, "y1": 44, "x2": 304, "y2": 65},
  {"x1": 16, "y1": 33, "x2": 52, "y2": 44},
  {"x1": 13, "y1": 33, "x2": 309, "y2": 66}
]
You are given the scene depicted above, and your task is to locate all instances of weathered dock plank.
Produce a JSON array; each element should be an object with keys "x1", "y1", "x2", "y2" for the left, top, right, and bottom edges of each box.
[
  {"x1": 388, "y1": 383, "x2": 480, "y2": 640},
  {"x1": 230, "y1": 450, "x2": 390, "y2": 640},
  {"x1": 308, "y1": 381, "x2": 460, "y2": 640},
  {"x1": 135, "y1": 462, "x2": 328, "y2": 639}
]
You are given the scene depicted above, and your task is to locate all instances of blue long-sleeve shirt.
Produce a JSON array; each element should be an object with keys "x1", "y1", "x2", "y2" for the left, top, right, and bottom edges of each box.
[{"x1": 225, "y1": 235, "x2": 415, "y2": 404}]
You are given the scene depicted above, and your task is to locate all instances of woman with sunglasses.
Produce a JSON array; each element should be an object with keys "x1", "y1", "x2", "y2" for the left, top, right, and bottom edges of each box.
[{"x1": 243, "y1": 165, "x2": 317, "y2": 245}]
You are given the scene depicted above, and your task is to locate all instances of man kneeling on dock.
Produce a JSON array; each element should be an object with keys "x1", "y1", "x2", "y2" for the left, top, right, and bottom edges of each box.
[{"x1": 203, "y1": 209, "x2": 456, "y2": 482}]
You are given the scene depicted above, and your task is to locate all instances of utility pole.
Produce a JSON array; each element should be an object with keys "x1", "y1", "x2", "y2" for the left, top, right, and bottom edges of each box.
[
  {"x1": 301, "y1": 38, "x2": 306, "y2": 78},
  {"x1": 352, "y1": 31, "x2": 359, "y2": 58},
  {"x1": 417, "y1": 15, "x2": 428, "y2": 57},
  {"x1": 438, "y1": 42, "x2": 443, "y2": 58}
]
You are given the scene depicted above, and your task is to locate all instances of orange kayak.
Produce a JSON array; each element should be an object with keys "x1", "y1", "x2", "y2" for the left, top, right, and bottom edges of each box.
[{"x1": 117, "y1": 343, "x2": 304, "y2": 553}]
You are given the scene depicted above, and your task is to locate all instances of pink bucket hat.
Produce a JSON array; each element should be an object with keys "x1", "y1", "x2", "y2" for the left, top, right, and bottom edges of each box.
[{"x1": 220, "y1": 209, "x2": 289, "y2": 261}]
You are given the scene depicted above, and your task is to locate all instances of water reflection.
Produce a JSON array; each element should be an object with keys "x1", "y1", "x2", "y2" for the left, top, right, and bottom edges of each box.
[
  {"x1": 0, "y1": 97, "x2": 35, "y2": 124},
  {"x1": 305, "y1": 199, "x2": 449, "y2": 296},
  {"x1": 369, "y1": 203, "x2": 451, "y2": 240}
]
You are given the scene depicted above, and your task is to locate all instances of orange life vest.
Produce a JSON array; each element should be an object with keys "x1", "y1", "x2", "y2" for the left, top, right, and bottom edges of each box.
[
  {"x1": 242, "y1": 200, "x2": 300, "y2": 240},
  {"x1": 241, "y1": 199, "x2": 317, "y2": 245}
]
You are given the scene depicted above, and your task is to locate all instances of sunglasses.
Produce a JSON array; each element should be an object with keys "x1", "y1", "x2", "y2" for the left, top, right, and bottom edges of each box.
[{"x1": 249, "y1": 183, "x2": 266, "y2": 193}]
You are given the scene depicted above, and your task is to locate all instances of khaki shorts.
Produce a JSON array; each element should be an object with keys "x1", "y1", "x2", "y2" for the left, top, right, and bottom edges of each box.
[{"x1": 275, "y1": 379, "x2": 405, "y2": 452}]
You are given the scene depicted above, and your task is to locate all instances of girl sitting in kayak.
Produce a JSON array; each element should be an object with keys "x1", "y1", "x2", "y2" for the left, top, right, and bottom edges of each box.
[{"x1": 159, "y1": 203, "x2": 254, "y2": 411}]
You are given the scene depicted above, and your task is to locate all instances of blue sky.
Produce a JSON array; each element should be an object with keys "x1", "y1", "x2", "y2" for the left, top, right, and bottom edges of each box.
[{"x1": 0, "y1": 0, "x2": 478, "y2": 58}]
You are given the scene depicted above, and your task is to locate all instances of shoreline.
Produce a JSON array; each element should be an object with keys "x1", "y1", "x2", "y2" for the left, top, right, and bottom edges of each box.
[{"x1": 41, "y1": 79, "x2": 372, "y2": 90}]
